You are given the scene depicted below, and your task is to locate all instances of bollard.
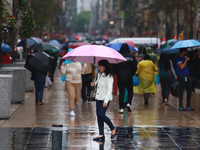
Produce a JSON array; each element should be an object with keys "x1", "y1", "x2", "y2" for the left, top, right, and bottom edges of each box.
[{"x1": 52, "y1": 124, "x2": 63, "y2": 150}]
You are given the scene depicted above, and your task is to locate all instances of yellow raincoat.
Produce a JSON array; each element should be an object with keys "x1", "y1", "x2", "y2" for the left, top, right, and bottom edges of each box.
[{"x1": 134, "y1": 60, "x2": 158, "y2": 94}]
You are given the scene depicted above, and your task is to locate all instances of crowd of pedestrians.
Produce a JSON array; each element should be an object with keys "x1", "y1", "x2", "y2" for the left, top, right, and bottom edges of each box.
[{"x1": 31, "y1": 40, "x2": 200, "y2": 141}]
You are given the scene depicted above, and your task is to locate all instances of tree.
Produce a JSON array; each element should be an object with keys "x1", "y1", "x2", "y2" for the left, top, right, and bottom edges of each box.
[
  {"x1": 74, "y1": 10, "x2": 90, "y2": 33},
  {"x1": 30, "y1": 0, "x2": 59, "y2": 37},
  {"x1": 154, "y1": 0, "x2": 177, "y2": 40},
  {"x1": 0, "y1": 0, "x2": 35, "y2": 51},
  {"x1": 180, "y1": 0, "x2": 198, "y2": 39}
]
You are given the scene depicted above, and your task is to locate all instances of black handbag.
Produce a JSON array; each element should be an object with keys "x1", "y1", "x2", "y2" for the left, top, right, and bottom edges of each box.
[{"x1": 170, "y1": 79, "x2": 179, "y2": 97}]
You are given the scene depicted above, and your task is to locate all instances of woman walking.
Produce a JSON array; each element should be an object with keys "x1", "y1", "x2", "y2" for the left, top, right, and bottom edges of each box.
[
  {"x1": 91, "y1": 59, "x2": 116, "y2": 141},
  {"x1": 158, "y1": 53, "x2": 177, "y2": 105},
  {"x1": 61, "y1": 49, "x2": 82, "y2": 117},
  {"x1": 134, "y1": 54, "x2": 158, "y2": 105}
]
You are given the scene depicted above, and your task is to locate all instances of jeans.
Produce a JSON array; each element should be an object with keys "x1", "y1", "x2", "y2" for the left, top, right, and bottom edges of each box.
[
  {"x1": 81, "y1": 73, "x2": 92, "y2": 101},
  {"x1": 34, "y1": 74, "x2": 46, "y2": 103},
  {"x1": 117, "y1": 77, "x2": 133, "y2": 109},
  {"x1": 178, "y1": 75, "x2": 192, "y2": 107},
  {"x1": 96, "y1": 101, "x2": 114, "y2": 135},
  {"x1": 160, "y1": 76, "x2": 172, "y2": 102}
]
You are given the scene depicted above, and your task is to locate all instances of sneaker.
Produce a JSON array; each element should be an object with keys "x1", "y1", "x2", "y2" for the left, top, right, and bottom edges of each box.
[
  {"x1": 164, "y1": 98, "x2": 168, "y2": 105},
  {"x1": 126, "y1": 103, "x2": 132, "y2": 112},
  {"x1": 178, "y1": 106, "x2": 186, "y2": 111},
  {"x1": 70, "y1": 110, "x2": 75, "y2": 116},
  {"x1": 119, "y1": 109, "x2": 124, "y2": 113},
  {"x1": 186, "y1": 107, "x2": 194, "y2": 111}
]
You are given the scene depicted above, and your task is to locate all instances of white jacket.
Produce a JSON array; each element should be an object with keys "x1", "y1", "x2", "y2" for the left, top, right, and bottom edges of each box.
[{"x1": 95, "y1": 72, "x2": 114, "y2": 103}]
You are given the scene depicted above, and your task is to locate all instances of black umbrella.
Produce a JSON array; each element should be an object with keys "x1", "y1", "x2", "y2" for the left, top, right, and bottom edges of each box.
[
  {"x1": 24, "y1": 52, "x2": 53, "y2": 74},
  {"x1": 31, "y1": 42, "x2": 56, "y2": 50}
]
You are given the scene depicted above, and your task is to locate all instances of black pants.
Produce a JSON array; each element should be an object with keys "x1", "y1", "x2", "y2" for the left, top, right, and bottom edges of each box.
[
  {"x1": 160, "y1": 76, "x2": 172, "y2": 102},
  {"x1": 190, "y1": 70, "x2": 198, "y2": 91},
  {"x1": 81, "y1": 73, "x2": 92, "y2": 101},
  {"x1": 96, "y1": 101, "x2": 114, "y2": 135},
  {"x1": 178, "y1": 75, "x2": 192, "y2": 107},
  {"x1": 117, "y1": 77, "x2": 133, "y2": 109},
  {"x1": 49, "y1": 66, "x2": 56, "y2": 83}
]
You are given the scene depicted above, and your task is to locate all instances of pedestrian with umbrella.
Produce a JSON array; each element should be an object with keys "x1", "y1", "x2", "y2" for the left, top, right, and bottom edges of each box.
[
  {"x1": 90, "y1": 59, "x2": 116, "y2": 141},
  {"x1": 1, "y1": 43, "x2": 12, "y2": 64},
  {"x1": 61, "y1": 49, "x2": 82, "y2": 117},
  {"x1": 113, "y1": 43, "x2": 137, "y2": 113},
  {"x1": 171, "y1": 39, "x2": 200, "y2": 111},
  {"x1": 25, "y1": 51, "x2": 53, "y2": 105},
  {"x1": 62, "y1": 45, "x2": 126, "y2": 141}
]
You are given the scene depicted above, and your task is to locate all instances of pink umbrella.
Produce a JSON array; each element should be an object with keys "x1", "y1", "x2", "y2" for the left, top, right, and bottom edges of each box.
[
  {"x1": 62, "y1": 45, "x2": 126, "y2": 64},
  {"x1": 37, "y1": 38, "x2": 43, "y2": 42}
]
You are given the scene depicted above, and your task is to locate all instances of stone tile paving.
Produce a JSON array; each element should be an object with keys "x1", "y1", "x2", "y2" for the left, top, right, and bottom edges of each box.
[{"x1": 0, "y1": 126, "x2": 200, "y2": 149}]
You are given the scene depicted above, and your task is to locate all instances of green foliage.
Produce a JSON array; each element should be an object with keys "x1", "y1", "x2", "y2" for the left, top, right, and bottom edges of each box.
[
  {"x1": 74, "y1": 10, "x2": 91, "y2": 32},
  {"x1": 18, "y1": 8, "x2": 36, "y2": 38},
  {"x1": 30, "y1": 0, "x2": 59, "y2": 34},
  {"x1": 0, "y1": 0, "x2": 36, "y2": 40}
]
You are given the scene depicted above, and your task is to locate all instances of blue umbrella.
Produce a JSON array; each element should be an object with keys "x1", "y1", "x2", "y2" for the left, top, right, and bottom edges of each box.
[
  {"x1": 105, "y1": 43, "x2": 137, "y2": 51},
  {"x1": 2, "y1": 43, "x2": 12, "y2": 52},
  {"x1": 17, "y1": 37, "x2": 42, "y2": 47},
  {"x1": 50, "y1": 39, "x2": 61, "y2": 45},
  {"x1": 171, "y1": 39, "x2": 200, "y2": 49},
  {"x1": 50, "y1": 39, "x2": 62, "y2": 48}
]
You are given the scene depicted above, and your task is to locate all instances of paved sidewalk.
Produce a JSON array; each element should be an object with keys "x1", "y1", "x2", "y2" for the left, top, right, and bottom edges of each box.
[{"x1": 1, "y1": 68, "x2": 200, "y2": 149}]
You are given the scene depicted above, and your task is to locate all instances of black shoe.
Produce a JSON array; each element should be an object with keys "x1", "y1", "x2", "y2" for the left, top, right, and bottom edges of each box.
[
  {"x1": 82, "y1": 100, "x2": 87, "y2": 103},
  {"x1": 111, "y1": 127, "x2": 117, "y2": 139},
  {"x1": 144, "y1": 100, "x2": 148, "y2": 105},
  {"x1": 93, "y1": 135, "x2": 105, "y2": 141}
]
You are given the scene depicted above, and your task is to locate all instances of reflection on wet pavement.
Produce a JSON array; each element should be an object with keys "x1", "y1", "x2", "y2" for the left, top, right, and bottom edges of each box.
[
  {"x1": 1, "y1": 70, "x2": 200, "y2": 149},
  {"x1": 1, "y1": 126, "x2": 200, "y2": 149}
]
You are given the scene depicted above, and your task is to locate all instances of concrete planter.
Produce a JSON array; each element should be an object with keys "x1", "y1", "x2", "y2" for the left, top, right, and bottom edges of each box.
[
  {"x1": 0, "y1": 67, "x2": 26, "y2": 103},
  {"x1": 0, "y1": 74, "x2": 13, "y2": 119},
  {"x1": 0, "y1": 63, "x2": 34, "y2": 92}
]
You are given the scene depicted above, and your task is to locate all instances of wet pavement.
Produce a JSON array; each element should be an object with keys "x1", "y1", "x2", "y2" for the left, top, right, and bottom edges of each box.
[
  {"x1": 1, "y1": 69, "x2": 200, "y2": 149},
  {"x1": 1, "y1": 126, "x2": 200, "y2": 149}
]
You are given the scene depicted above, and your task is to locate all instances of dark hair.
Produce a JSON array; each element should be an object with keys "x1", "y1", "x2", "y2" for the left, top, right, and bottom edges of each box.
[
  {"x1": 180, "y1": 48, "x2": 187, "y2": 54},
  {"x1": 144, "y1": 54, "x2": 150, "y2": 60},
  {"x1": 98, "y1": 59, "x2": 113, "y2": 76},
  {"x1": 158, "y1": 53, "x2": 170, "y2": 70},
  {"x1": 119, "y1": 43, "x2": 130, "y2": 53}
]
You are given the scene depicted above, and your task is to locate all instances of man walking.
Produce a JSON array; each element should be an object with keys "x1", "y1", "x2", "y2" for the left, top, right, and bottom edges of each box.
[
  {"x1": 175, "y1": 48, "x2": 194, "y2": 111},
  {"x1": 114, "y1": 43, "x2": 137, "y2": 113}
]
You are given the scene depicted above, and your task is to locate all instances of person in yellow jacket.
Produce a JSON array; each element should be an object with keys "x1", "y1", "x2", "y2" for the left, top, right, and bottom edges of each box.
[{"x1": 134, "y1": 54, "x2": 158, "y2": 105}]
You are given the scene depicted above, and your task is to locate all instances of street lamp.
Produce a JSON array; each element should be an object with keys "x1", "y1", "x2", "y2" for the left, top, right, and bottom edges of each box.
[{"x1": 109, "y1": 21, "x2": 114, "y2": 25}]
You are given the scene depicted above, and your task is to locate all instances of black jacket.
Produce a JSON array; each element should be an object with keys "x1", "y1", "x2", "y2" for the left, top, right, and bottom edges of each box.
[{"x1": 114, "y1": 43, "x2": 137, "y2": 80}]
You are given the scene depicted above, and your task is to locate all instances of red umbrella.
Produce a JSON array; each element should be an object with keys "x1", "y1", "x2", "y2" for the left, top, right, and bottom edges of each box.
[
  {"x1": 68, "y1": 42, "x2": 92, "y2": 49},
  {"x1": 124, "y1": 41, "x2": 137, "y2": 48}
]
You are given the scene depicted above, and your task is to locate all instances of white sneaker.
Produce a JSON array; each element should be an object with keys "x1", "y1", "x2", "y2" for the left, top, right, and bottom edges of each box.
[
  {"x1": 164, "y1": 99, "x2": 168, "y2": 105},
  {"x1": 70, "y1": 110, "x2": 75, "y2": 116},
  {"x1": 127, "y1": 103, "x2": 131, "y2": 107},
  {"x1": 126, "y1": 103, "x2": 132, "y2": 112},
  {"x1": 119, "y1": 109, "x2": 124, "y2": 113}
]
